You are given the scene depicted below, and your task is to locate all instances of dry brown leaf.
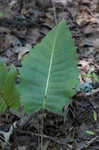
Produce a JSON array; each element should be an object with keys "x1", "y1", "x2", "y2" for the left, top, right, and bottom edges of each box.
[{"x1": 76, "y1": 11, "x2": 90, "y2": 25}]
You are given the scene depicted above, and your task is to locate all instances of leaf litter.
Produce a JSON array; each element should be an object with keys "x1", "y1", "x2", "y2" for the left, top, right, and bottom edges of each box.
[{"x1": 0, "y1": 0, "x2": 99, "y2": 150}]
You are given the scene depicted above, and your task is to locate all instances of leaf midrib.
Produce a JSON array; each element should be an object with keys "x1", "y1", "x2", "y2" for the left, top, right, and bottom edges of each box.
[{"x1": 44, "y1": 28, "x2": 58, "y2": 98}]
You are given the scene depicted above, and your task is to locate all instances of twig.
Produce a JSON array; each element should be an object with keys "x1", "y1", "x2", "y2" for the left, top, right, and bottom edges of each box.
[
  {"x1": 15, "y1": 129, "x2": 68, "y2": 146},
  {"x1": 52, "y1": 1, "x2": 57, "y2": 25},
  {"x1": 76, "y1": 136, "x2": 99, "y2": 150}
]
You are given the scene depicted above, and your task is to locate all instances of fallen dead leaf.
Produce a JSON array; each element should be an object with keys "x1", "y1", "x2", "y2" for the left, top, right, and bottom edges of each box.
[{"x1": 76, "y1": 11, "x2": 90, "y2": 25}]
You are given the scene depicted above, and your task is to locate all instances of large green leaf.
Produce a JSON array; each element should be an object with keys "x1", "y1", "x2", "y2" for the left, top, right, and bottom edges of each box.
[
  {"x1": 0, "y1": 61, "x2": 20, "y2": 113},
  {"x1": 18, "y1": 20, "x2": 79, "y2": 113}
]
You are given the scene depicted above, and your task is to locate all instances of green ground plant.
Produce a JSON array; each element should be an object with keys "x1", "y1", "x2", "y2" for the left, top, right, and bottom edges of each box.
[
  {"x1": 0, "y1": 62, "x2": 20, "y2": 113},
  {"x1": 17, "y1": 20, "x2": 79, "y2": 113}
]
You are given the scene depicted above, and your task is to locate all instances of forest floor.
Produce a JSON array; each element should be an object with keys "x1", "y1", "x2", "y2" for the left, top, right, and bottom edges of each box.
[{"x1": 0, "y1": 0, "x2": 99, "y2": 150}]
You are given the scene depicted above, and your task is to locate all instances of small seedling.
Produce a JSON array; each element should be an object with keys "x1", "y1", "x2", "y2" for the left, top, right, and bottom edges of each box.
[
  {"x1": 93, "y1": 110, "x2": 97, "y2": 121},
  {"x1": 86, "y1": 130, "x2": 95, "y2": 135},
  {"x1": 87, "y1": 70, "x2": 99, "y2": 81}
]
